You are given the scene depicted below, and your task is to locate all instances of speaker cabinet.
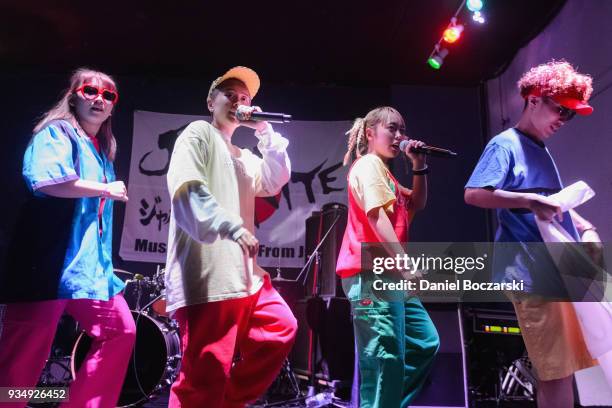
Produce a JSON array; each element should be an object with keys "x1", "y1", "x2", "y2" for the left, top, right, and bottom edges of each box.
[{"x1": 304, "y1": 203, "x2": 347, "y2": 298}]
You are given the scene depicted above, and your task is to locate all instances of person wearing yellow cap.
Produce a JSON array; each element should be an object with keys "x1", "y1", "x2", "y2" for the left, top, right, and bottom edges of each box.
[
  {"x1": 164, "y1": 66, "x2": 297, "y2": 408},
  {"x1": 465, "y1": 60, "x2": 601, "y2": 408}
]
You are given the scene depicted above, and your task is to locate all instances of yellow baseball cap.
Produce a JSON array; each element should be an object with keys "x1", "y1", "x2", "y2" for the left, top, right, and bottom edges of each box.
[{"x1": 207, "y1": 66, "x2": 260, "y2": 100}]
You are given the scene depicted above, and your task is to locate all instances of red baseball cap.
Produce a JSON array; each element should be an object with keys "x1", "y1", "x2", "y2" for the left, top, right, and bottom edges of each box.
[
  {"x1": 551, "y1": 94, "x2": 594, "y2": 115},
  {"x1": 528, "y1": 88, "x2": 594, "y2": 115}
]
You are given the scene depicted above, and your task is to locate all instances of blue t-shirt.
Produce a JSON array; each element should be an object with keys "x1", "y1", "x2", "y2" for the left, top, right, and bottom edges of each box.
[
  {"x1": 466, "y1": 127, "x2": 578, "y2": 297},
  {"x1": 21, "y1": 120, "x2": 124, "y2": 300}
]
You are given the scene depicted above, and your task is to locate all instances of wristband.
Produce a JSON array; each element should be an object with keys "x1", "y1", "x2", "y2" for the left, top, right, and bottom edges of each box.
[{"x1": 412, "y1": 166, "x2": 429, "y2": 176}]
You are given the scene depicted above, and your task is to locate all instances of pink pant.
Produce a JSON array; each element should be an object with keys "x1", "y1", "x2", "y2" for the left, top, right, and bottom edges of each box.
[
  {"x1": 0, "y1": 295, "x2": 136, "y2": 408},
  {"x1": 169, "y1": 278, "x2": 298, "y2": 408}
]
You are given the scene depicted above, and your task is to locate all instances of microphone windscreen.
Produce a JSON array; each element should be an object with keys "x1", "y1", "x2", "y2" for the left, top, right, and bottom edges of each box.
[{"x1": 235, "y1": 105, "x2": 251, "y2": 120}]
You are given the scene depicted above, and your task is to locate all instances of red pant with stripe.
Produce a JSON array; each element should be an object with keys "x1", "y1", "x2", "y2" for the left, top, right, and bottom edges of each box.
[{"x1": 169, "y1": 278, "x2": 297, "y2": 408}]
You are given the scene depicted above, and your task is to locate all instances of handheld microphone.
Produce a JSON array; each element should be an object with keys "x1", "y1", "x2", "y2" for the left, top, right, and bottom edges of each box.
[
  {"x1": 236, "y1": 105, "x2": 292, "y2": 123},
  {"x1": 399, "y1": 140, "x2": 457, "y2": 158}
]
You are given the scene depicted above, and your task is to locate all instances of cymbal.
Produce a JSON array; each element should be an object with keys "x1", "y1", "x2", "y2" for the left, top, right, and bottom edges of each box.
[{"x1": 113, "y1": 268, "x2": 134, "y2": 276}]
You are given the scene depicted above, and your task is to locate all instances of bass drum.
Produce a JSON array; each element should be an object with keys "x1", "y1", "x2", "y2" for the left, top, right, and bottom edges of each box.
[{"x1": 71, "y1": 311, "x2": 181, "y2": 407}]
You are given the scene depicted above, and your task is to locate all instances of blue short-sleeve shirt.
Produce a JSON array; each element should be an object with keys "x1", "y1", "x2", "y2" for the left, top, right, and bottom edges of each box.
[
  {"x1": 466, "y1": 128, "x2": 578, "y2": 296},
  {"x1": 21, "y1": 120, "x2": 124, "y2": 300}
]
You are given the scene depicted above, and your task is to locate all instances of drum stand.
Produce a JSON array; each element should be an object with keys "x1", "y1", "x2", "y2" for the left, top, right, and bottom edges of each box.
[
  {"x1": 37, "y1": 356, "x2": 72, "y2": 387},
  {"x1": 498, "y1": 355, "x2": 536, "y2": 402},
  {"x1": 256, "y1": 271, "x2": 303, "y2": 406},
  {"x1": 122, "y1": 267, "x2": 179, "y2": 406},
  {"x1": 262, "y1": 359, "x2": 303, "y2": 406}
]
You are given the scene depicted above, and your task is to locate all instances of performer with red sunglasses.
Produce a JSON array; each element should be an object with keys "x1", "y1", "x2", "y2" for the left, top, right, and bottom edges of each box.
[
  {"x1": 75, "y1": 83, "x2": 120, "y2": 104},
  {"x1": 0, "y1": 68, "x2": 135, "y2": 408}
]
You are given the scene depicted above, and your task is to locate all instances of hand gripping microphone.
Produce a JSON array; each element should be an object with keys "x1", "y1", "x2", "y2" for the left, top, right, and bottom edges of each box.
[
  {"x1": 236, "y1": 105, "x2": 292, "y2": 123},
  {"x1": 399, "y1": 139, "x2": 457, "y2": 158}
]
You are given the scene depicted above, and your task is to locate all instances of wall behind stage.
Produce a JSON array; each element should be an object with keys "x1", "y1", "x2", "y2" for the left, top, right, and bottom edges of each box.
[
  {"x1": 0, "y1": 73, "x2": 488, "y2": 276},
  {"x1": 391, "y1": 85, "x2": 487, "y2": 243},
  {"x1": 486, "y1": 0, "x2": 612, "y2": 241}
]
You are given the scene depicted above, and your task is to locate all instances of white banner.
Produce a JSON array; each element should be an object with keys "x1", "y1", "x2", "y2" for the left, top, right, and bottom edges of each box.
[{"x1": 120, "y1": 110, "x2": 350, "y2": 268}]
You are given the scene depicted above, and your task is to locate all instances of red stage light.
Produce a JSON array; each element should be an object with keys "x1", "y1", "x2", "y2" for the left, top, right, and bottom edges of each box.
[{"x1": 443, "y1": 24, "x2": 464, "y2": 43}]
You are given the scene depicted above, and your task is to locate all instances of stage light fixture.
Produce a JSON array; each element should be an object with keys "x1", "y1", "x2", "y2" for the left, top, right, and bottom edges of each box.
[
  {"x1": 466, "y1": 0, "x2": 483, "y2": 12},
  {"x1": 472, "y1": 11, "x2": 485, "y2": 24},
  {"x1": 443, "y1": 18, "x2": 464, "y2": 44},
  {"x1": 425, "y1": 0, "x2": 486, "y2": 71},
  {"x1": 427, "y1": 47, "x2": 449, "y2": 70}
]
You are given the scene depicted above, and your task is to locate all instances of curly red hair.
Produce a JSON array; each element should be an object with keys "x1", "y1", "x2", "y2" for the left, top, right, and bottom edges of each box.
[{"x1": 517, "y1": 60, "x2": 593, "y2": 102}]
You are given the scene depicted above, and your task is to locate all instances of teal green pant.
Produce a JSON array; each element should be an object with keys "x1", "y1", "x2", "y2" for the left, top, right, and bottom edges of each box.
[{"x1": 343, "y1": 274, "x2": 440, "y2": 408}]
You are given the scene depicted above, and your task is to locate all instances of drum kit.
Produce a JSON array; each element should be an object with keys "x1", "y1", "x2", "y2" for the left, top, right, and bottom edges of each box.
[
  {"x1": 36, "y1": 267, "x2": 180, "y2": 407},
  {"x1": 34, "y1": 266, "x2": 339, "y2": 407}
]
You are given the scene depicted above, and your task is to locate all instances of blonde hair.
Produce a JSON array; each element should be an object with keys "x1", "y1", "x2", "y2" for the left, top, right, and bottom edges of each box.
[
  {"x1": 343, "y1": 106, "x2": 403, "y2": 165},
  {"x1": 33, "y1": 68, "x2": 118, "y2": 161},
  {"x1": 518, "y1": 59, "x2": 593, "y2": 101}
]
